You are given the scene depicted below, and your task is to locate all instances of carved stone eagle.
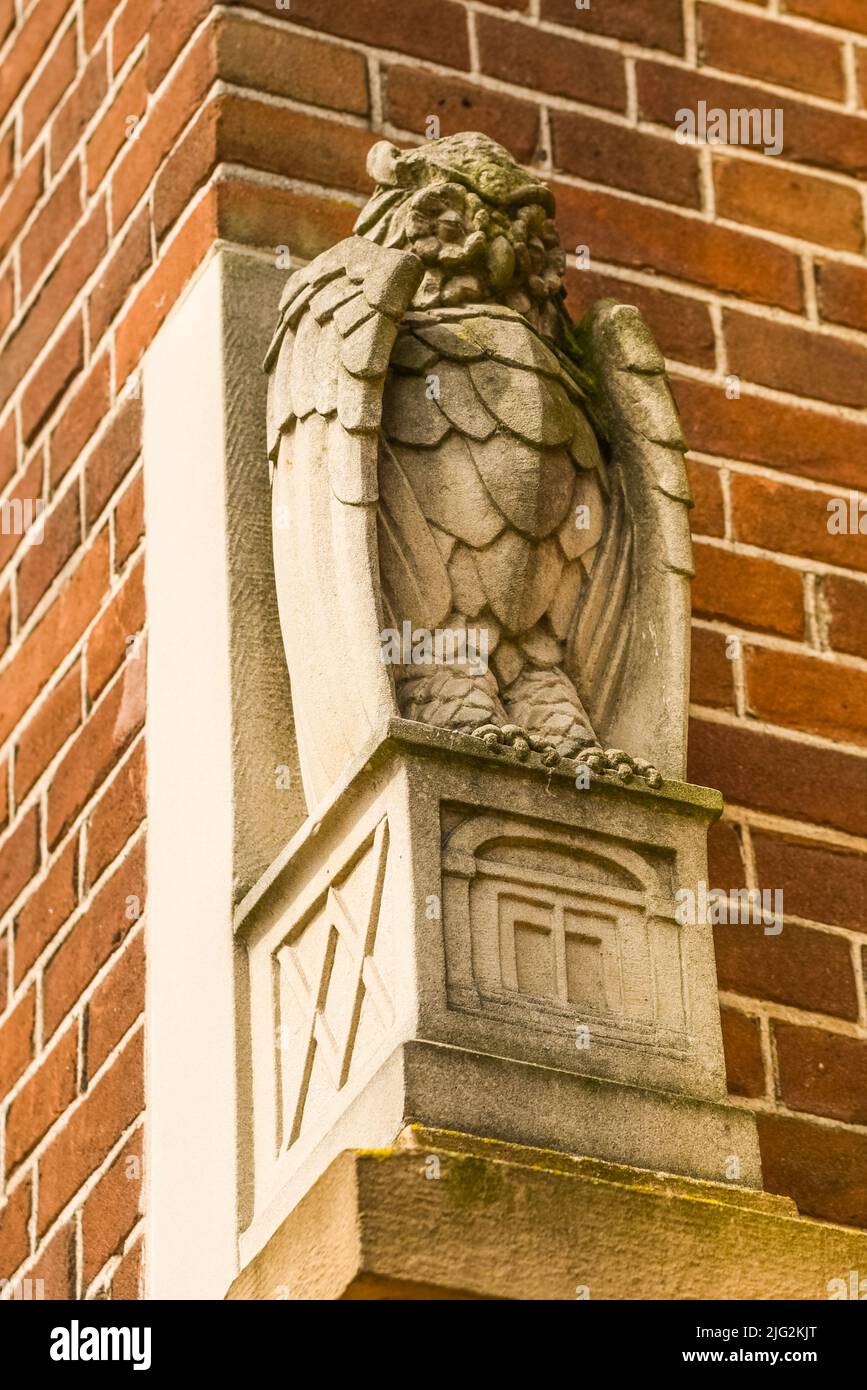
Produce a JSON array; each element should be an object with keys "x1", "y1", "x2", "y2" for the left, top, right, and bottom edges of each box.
[{"x1": 265, "y1": 133, "x2": 693, "y2": 809}]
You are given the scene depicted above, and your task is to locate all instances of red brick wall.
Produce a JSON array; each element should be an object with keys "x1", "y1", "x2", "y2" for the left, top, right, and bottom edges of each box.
[{"x1": 0, "y1": 0, "x2": 865, "y2": 1299}]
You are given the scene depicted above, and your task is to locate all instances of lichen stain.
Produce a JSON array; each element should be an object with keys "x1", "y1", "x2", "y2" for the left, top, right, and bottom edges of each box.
[{"x1": 444, "y1": 1155, "x2": 506, "y2": 1210}]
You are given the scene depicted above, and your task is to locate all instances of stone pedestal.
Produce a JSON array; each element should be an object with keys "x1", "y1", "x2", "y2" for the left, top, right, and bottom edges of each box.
[
  {"x1": 228, "y1": 1127, "x2": 867, "y2": 1302},
  {"x1": 235, "y1": 720, "x2": 761, "y2": 1266}
]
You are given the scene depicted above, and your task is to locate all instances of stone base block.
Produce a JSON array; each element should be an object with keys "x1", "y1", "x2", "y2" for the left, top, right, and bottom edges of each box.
[
  {"x1": 228, "y1": 1127, "x2": 867, "y2": 1302},
  {"x1": 403, "y1": 1039, "x2": 761, "y2": 1186},
  {"x1": 236, "y1": 722, "x2": 760, "y2": 1264}
]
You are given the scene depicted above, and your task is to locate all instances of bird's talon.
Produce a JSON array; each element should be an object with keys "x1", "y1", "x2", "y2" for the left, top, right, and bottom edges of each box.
[
  {"x1": 559, "y1": 734, "x2": 594, "y2": 759},
  {"x1": 467, "y1": 719, "x2": 659, "y2": 785},
  {"x1": 605, "y1": 748, "x2": 632, "y2": 767}
]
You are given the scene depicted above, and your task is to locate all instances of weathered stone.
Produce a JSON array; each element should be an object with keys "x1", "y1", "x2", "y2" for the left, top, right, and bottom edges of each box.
[
  {"x1": 228, "y1": 1128, "x2": 867, "y2": 1302},
  {"x1": 266, "y1": 132, "x2": 692, "y2": 809},
  {"x1": 467, "y1": 437, "x2": 574, "y2": 539},
  {"x1": 233, "y1": 724, "x2": 762, "y2": 1265}
]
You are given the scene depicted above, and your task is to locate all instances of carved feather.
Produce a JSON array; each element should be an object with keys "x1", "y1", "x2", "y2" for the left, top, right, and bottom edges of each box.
[
  {"x1": 378, "y1": 439, "x2": 452, "y2": 634},
  {"x1": 467, "y1": 436, "x2": 574, "y2": 539},
  {"x1": 387, "y1": 435, "x2": 506, "y2": 548},
  {"x1": 469, "y1": 360, "x2": 574, "y2": 447}
]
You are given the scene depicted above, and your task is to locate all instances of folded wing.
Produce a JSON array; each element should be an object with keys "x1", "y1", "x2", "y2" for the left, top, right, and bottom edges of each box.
[
  {"x1": 265, "y1": 237, "x2": 423, "y2": 808},
  {"x1": 564, "y1": 300, "x2": 693, "y2": 779}
]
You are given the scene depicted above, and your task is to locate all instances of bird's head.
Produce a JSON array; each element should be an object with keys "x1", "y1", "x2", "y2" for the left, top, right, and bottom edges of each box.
[{"x1": 355, "y1": 133, "x2": 566, "y2": 338}]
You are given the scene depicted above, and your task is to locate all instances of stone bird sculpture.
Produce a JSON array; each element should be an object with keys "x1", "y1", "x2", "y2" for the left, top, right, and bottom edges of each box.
[{"x1": 265, "y1": 133, "x2": 693, "y2": 809}]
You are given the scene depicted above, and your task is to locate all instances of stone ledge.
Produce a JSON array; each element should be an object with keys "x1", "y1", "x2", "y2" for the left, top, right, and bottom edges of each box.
[
  {"x1": 402, "y1": 1039, "x2": 762, "y2": 1187},
  {"x1": 227, "y1": 1126, "x2": 867, "y2": 1301},
  {"x1": 386, "y1": 717, "x2": 724, "y2": 816}
]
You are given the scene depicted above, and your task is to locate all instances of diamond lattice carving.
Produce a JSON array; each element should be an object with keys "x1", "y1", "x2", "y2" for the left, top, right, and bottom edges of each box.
[{"x1": 274, "y1": 819, "x2": 393, "y2": 1150}]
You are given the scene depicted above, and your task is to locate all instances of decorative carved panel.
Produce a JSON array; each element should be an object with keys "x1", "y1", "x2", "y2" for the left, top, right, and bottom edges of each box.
[
  {"x1": 272, "y1": 819, "x2": 394, "y2": 1154},
  {"x1": 442, "y1": 811, "x2": 688, "y2": 1054}
]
